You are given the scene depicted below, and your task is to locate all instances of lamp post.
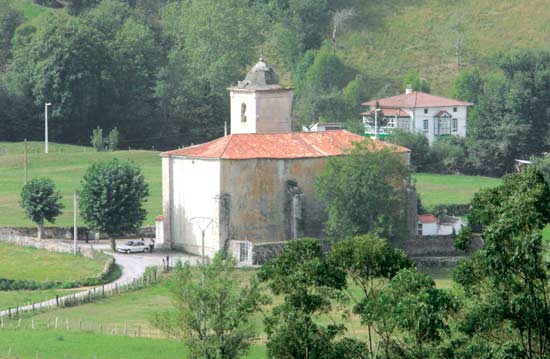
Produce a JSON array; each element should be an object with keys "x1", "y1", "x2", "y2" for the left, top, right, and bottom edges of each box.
[
  {"x1": 44, "y1": 102, "x2": 51, "y2": 154},
  {"x1": 374, "y1": 108, "x2": 382, "y2": 140}
]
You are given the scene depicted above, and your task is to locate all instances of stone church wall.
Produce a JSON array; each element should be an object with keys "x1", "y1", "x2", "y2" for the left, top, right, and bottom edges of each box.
[{"x1": 221, "y1": 157, "x2": 328, "y2": 245}]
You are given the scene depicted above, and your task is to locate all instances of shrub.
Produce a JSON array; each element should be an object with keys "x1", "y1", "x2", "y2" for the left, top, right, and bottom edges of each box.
[
  {"x1": 431, "y1": 136, "x2": 469, "y2": 174},
  {"x1": 387, "y1": 129, "x2": 432, "y2": 171}
]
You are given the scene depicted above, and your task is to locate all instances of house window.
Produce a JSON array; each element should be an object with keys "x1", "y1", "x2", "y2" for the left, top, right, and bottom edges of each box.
[
  {"x1": 453, "y1": 107, "x2": 457, "y2": 112},
  {"x1": 434, "y1": 116, "x2": 452, "y2": 135},
  {"x1": 452, "y1": 118, "x2": 458, "y2": 132},
  {"x1": 423, "y1": 119, "x2": 429, "y2": 132},
  {"x1": 417, "y1": 223, "x2": 423, "y2": 236},
  {"x1": 424, "y1": 108, "x2": 428, "y2": 114},
  {"x1": 239, "y1": 242, "x2": 249, "y2": 262}
]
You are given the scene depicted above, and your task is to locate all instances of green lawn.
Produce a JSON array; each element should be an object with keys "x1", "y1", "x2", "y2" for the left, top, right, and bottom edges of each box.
[
  {"x1": 0, "y1": 289, "x2": 79, "y2": 311},
  {"x1": 0, "y1": 330, "x2": 268, "y2": 359},
  {"x1": 413, "y1": 172, "x2": 501, "y2": 210},
  {"x1": 0, "y1": 242, "x2": 105, "y2": 282},
  {"x1": 0, "y1": 141, "x2": 162, "y2": 227}
]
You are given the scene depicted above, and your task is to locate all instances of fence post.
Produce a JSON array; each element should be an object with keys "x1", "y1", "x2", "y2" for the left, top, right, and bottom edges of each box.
[
  {"x1": 55, "y1": 317, "x2": 58, "y2": 329},
  {"x1": 56, "y1": 295, "x2": 59, "y2": 307},
  {"x1": 99, "y1": 324, "x2": 102, "y2": 335},
  {"x1": 47, "y1": 319, "x2": 51, "y2": 329},
  {"x1": 79, "y1": 320, "x2": 82, "y2": 331},
  {"x1": 124, "y1": 323, "x2": 128, "y2": 336},
  {"x1": 32, "y1": 319, "x2": 35, "y2": 329},
  {"x1": 66, "y1": 319, "x2": 69, "y2": 331},
  {"x1": 17, "y1": 318, "x2": 21, "y2": 328},
  {"x1": 137, "y1": 325, "x2": 140, "y2": 337}
]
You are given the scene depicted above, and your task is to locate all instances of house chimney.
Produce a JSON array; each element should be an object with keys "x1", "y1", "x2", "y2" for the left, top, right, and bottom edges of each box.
[{"x1": 405, "y1": 85, "x2": 413, "y2": 94}]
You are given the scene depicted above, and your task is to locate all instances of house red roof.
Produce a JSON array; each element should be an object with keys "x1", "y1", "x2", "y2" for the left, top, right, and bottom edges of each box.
[
  {"x1": 418, "y1": 214, "x2": 437, "y2": 224},
  {"x1": 162, "y1": 130, "x2": 410, "y2": 160},
  {"x1": 361, "y1": 108, "x2": 411, "y2": 118},
  {"x1": 362, "y1": 91, "x2": 473, "y2": 109}
]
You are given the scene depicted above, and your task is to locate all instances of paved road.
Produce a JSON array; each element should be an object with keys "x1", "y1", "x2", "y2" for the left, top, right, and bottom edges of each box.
[{"x1": 0, "y1": 240, "x2": 200, "y2": 317}]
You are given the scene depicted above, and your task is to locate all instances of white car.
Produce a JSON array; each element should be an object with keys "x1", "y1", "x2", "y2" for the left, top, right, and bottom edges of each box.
[{"x1": 116, "y1": 240, "x2": 149, "y2": 254}]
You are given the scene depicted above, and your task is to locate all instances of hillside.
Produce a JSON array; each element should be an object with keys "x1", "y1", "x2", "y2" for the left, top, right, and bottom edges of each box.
[
  {"x1": 0, "y1": 142, "x2": 161, "y2": 227},
  {"x1": 336, "y1": 0, "x2": 550, "y2": 95}
]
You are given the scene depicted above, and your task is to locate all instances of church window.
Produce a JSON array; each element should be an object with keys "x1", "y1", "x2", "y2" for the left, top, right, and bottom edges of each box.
[{"x1": 241, "y1": 103, "x2": 247, "y2": 122}]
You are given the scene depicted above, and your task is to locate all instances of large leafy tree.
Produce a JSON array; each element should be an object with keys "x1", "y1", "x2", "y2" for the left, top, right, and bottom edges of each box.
[
  {"x1": 329, "y1": 234, "x2": 413, "y2": 357},
  {"x1": 153, "y1": 253, "x2": 267, "y2": 359},
  {"x1": 79, "y1": 159, "x2": 149, "y2": 250},
  {"x1": 258, "y1": 238, "x2": 363, "y2": 359},
  {"x1": 0, "y1": 0, "x2": 23, "y2": 70},
  {"x1": 157, "y1": 0, "x2": 267, "y2": 148},
  {"x1": 454, "y1": 167, "x2": 550, "y2": 357},
  {"x1": 371, "y1": 269, "x2": 456, "y2": 358},
  {"x1": 9, "y1": 13, "x2": 109, "y2": 144},
  {"x1": 467, "y1": 50, "x2": 550, "y2": 176},
  {"x1": 20, "y1": 178, "x2": 64, "y2": 240},
  {"x1": 315, "y1": 141, "x2": 410, "y2": 241}
]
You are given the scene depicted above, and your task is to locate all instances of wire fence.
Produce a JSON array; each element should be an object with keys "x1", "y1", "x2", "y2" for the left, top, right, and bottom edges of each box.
[{"x1": 0, "y1": 260, "x2": 171, "y2": 320}]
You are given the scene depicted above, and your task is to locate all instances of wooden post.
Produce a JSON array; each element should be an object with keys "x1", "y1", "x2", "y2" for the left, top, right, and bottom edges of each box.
[
  {"x1": 55, "y1": 317, "x2": 58, "y2": 329},
  {"x1": 79, "y1": 320, "x2": 82, "y2": 331},
  {"x1": 99, "y1": 324, "x2": 102, "y2": 335},
  {"x1": 47, "y1": 319, "x2": 51, "y2": 329},
  {"x1": 137, "y1": 326, "x2": 140, "y2": 337},
  {"x1": 124, "y1": 323, "x2": 128, "y2": 336},
  {"x1": 32, "y1": 319, "x2": 35, "y2": 329},
  {"x1": 73, "y1": 192, "x2": 78, "y2": 255},
  {"x1": 17, "y1": 318, "x2": 21, "y2": 328},
  {"x1": 66, "y1": 319, "x2": 69, "y2": 330},
  {"x1": 56, "y1": 295, "x2": 59, "y2": 307},
  {"x1": 24, "y1": 139, "x2": 28, "y2": 185}
]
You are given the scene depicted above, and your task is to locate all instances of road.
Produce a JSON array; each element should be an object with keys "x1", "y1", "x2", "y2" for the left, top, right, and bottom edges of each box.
[{"x1": 0, "y1": 240, "x2": 200, "y2": 317}]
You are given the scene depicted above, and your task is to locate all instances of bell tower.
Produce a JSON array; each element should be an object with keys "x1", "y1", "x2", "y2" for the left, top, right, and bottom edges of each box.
[{"x1": 228, "y1": 58, "x2": 293, "y2": 134}]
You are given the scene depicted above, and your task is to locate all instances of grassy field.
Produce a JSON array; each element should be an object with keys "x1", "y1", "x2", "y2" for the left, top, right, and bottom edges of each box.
[
  {"x1": 0, "y1": 289, "x2": 79, "y2": 310},
  {"x1": 0, "y1": 141, "x2": 161, "y2": 227},
  {"x1": 0, "y1": 242, "x2": 105, "y2": 282},
  {"x1": 0, "y1": 330, "x2": 268, "y2": 359},
  {"x1": 336, "y1": 0, "x2": 550, "y2": 95},
  {"x1": 412, "y1": 172, "x2": 500, "y2": 210}
]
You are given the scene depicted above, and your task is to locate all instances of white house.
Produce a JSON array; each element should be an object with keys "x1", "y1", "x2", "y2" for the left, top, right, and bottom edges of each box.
[
  {"x1": 159, "y1": 58, "x2": 412, "y2": 264},
  {"x1": 417, "y1": 214, "x2": 465, "y2": 236},
  {"x1": 302, "y1": 122, "x2": 344, "y2": 132},
  {"x1": 362, "y1": 86, "x2": 473, "y2": 144}
]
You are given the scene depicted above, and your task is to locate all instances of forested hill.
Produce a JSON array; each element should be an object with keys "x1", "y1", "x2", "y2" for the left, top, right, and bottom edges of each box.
[{"x1": 0, "y1": 0, "x2": 548, "y2": 154}]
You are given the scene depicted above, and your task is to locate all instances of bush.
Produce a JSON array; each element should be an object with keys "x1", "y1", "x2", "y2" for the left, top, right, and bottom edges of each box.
[
  {"x1": 431, "y1": 136, "x2": 469, "y2": 174},
  {"x1": 387, "y1": 129, "x2": 432, "y2": 171}
]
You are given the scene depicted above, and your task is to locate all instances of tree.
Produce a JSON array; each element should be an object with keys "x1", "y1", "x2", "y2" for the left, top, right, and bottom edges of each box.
[
  {"x1": 402, "y1": 69, "x2": 430, "y2": 93},
  {"x1": 258, "y1": 238, "x2": 360, "y2": 359},
  {"x1": 467, "y1": 50, "x2": 550, "y2": 176},
  {"x1": 329, "y1": 234, "x2": 413, "y2": 357},
  {"x1": 371, "y1": 269, "x2": 456, "y2": 358},
  {"x1": 0, "y1": 0, "x2": 24, "y2": 70},
  {"x1": 454, "y1": 167, "x2": 550, "y2": 357},
  {"x1": 315, "y1": 141, "x2": 410, "y2": 241},
  {"x1": 79, "y1": 159, "x2": 149, "y2": 250},
  {"x1": 387, "y1": 129, "x2": 432, "y2": 172},
  {"x1": 20, "y1": 178, "x2": 64, "y2": 240},
  {"x1": 153, "y1": 253, "x2": 267, "y2": 359},
  {"x1": 9, "y1": 12, "x2": 109, "y2": 144}
]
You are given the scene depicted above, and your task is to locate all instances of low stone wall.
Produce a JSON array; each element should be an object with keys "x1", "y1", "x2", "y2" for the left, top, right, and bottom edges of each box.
[
  {"x1": 0, "y1": 226, "x2": 155, "y2": 241},
  {"x1": 400, "y1": 235, "x2": 483, "y2": 257},
  {"x1": 0, "y1": 228, "x2": 94, "y2": 257},
  {"x1": 249, "y1": 239, "x2": 331, "y2": 265}
]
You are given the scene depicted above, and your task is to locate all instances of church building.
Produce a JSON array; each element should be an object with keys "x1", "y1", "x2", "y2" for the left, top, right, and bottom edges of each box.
[{"x1": 158, "y1": 58, "x2": 411, "y2": 264}]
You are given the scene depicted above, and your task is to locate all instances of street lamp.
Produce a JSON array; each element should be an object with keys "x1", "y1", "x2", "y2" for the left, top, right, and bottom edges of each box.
[
  {"x1": 44, "y1": 102, "x2": 52, "y2": 154},
  {"x1": 374, "y1": 108, "x2": 382, "y2": 140}
]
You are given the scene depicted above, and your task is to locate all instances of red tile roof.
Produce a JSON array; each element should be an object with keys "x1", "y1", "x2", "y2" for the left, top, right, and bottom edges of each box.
[
  {"x1": 418, "y1": 214, "x2": 438, "y2": 223},
  {"x1": 162, "y1": 130, "x2": 410, "y2": 160},
  {"x1": 363, "y1": 91, "x2": 473, "y2": 109},
  {"x1": 361, "y1": 108, "x2": 411, "y2": 117}
]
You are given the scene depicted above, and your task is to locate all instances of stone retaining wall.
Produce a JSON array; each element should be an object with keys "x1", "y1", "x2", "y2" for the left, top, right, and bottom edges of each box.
[
  {"x1": 400, "y1": 235, "x2": 483, "y2": 257},
  {"x1": 0, "y1": 226, "x2": 155, "y2": 241}
]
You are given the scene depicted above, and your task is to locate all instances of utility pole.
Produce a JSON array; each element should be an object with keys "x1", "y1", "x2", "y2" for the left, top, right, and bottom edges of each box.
[
  {"x1": 190, "y1": 216, "x2": 214, "y2": 355},
  {"x1": 44, "y1": 103, "x2": 51, "y2": 154},
  {"x1": 73, "y1": 192, "x2": 78, "y2": 255},
  {"x1": 224, "y1": 121, "x2": 228, "y2": 136},
  {"x1": 374, "y1": 105, "x2": 382, "y2": 140},
  {"x1": 23, "y1": 139, "x2": 28, "y2": 185}
]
